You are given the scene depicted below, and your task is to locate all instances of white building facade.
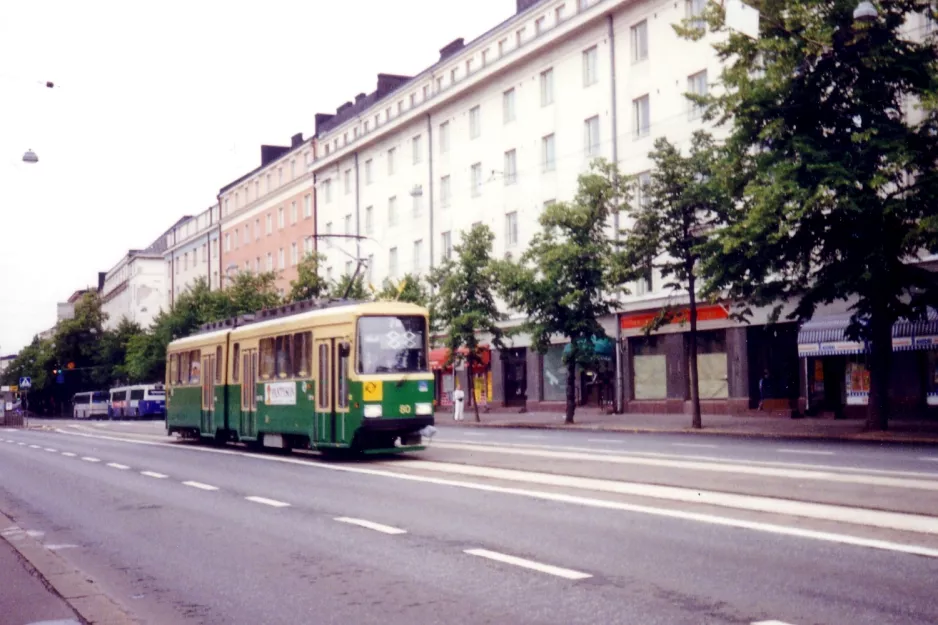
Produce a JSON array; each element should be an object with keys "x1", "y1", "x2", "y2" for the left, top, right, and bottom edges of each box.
[
  {"x1": 101, "y1": 251, "x2": 168, "y2": 331},
  {"x1": 164, "y1": 204, "x2": 221, "y2": 307}
]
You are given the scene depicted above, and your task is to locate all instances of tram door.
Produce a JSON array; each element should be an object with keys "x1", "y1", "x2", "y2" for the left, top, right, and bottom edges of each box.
[
  {"x1": 240, "y1": 349, "x2": 258, "y2": 438},
  {"x1": 200, "y1": 351, "x2": 216, "y2": 435}
]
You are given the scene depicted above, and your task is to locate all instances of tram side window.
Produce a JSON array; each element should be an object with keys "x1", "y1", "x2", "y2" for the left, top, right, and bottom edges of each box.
[
  {"x1": 293, "y1": 332, "x2": 312, "y2": 378},
  {"x1": 338, "y1": 342, "x2": 349, "y2": 409},
  {"x1": 318, "y1": 343, "x2": 329, "y2": 408},
  {"x1": 275, "y1": 335, "x2": 293, "y2": 378},
  {"x1": 169, "y1": 354, "x2": 178, "y2": 386},
  {"x1": 179, "y1": 352, "x2": 190, "y2": 385},
  {"x1": 260, "y1": 338, "x2": 275, "y2": 380},
  {"x1": 215, "y1": 346, "x2": 223, "y2": 384},
  {"x1": 189, "y1": 350, "x2": 201, "y2": 385},
  {"x1": 232, "y1": 343, "x2": 240, "y2": 383}
]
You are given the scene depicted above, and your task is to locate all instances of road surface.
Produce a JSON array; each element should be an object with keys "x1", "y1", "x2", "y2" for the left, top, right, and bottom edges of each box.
[{"x1": 0, "y1": 422, "x2": 936, "y2": 624}]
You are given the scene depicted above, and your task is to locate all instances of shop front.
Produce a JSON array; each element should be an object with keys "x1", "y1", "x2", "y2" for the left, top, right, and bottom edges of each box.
[
  {"x1": 798, "y1": 313, "x2": 938, "y2": 418},
  {"x1": 428, "y1": 345, "x2": 492, "y2": 410}
]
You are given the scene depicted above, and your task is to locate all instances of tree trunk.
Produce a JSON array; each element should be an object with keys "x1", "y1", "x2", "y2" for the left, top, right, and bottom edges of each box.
[
  {"x1": 468, "y1": 362, "x2": 481, "y2": 422},
  {"x1": 866, "y1": 303, "x2": 892, "y2": 431},
  {"x1": 687, "y1": 271, "x2": 702, "y2": 430},
  {"x1": 565, "y1": 354, "x2": 576, "y2": 424}
]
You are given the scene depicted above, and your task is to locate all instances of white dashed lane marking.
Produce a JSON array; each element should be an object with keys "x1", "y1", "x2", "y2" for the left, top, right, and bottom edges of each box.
[
  {"x1": 61, "y1": 452, "x2": 77, "y2": 457},
  {"x1": 587, "y1": 438, "x2": 624, "y2": 444},
  {"x1": 672, "y1": 443, "x2": 719, "y2": 449},
  {"x1": 29, "y1": 444, "x2": 40, "y2": 449},
  {"x1": 81, "y1": 457, "x2": 101, "y2": 463},
  {"x1": 44, "y1": 448, "x2": 57, "y2": 452},
  {"x1": 182, "y1": 481, "x2": 219, "y2": 491},
  {"x1": 464, "y1": 548, "x2": 592, "y2": 580},
  {"x1": 776, "y1": 449, "x2": 835, "y2": 456},
  {"x1": 921, "y1": 457, "x2": 938, "y2": 463},
  {"x1": 246, "y1": 496, "x2": 291, "y2": 508},
  {"x1": 334, "y1": 517, "x2": 407, "y2": 535},
  {"x1": 106, "y1": 463, "x2": 130, "y2": 470},
  {"x1": 141, "y1": 471, "x2": 168, "y2": 479}
]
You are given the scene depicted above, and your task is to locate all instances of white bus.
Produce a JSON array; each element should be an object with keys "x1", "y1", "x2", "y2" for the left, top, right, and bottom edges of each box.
[
  {"x1": 72, "y1": 391, "x2": 110, "y2": 420},
  {"x1": 108, "y1": 384, "x2": 166, "y2": 419}
]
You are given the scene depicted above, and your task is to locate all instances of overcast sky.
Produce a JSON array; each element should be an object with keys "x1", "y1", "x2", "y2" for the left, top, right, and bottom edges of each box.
[{"x1": 0, "y1": 0, "x2": 513, "y2": 355}]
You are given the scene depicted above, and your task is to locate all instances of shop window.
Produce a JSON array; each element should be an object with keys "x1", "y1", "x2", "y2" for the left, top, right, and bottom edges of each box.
[
  {"x1": 693, "y1": 330, "x2": 728, "y2": 399},
  {"x1": 542, "y1": 344, "x2": 569, "y2": 402},
  {"x1": 632, "y1": 336, "x2": 666, "y2": 400},
  {"x1": 260, "y1": 338, "x2": 275, "y2": 380}
]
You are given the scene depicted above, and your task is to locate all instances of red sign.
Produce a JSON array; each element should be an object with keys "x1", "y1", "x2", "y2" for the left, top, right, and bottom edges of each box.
[{"x1": 619, "y1": 304, "x2": 728, "y2": 330}]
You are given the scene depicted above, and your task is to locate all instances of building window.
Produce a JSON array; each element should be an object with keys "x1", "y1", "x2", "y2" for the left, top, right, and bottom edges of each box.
[
  {"x1": 254, "y1": 179, "x2": 259, "y2": 199},
  {"x1": 504, "y1": 149, "x2": 517, "y2": 185},
  {"x1": 224, "y1": 198, "x2": 229, "y2": 216},
  {"x1": 388, "y1": 196, "x2": 398, "y2": 226},
  {"x1": 442, "y1": 231, "x2": 452, "y2": 260},
  {"x1": 388, "y1": 148, "x2": 396, "y2": 175},
  {"x1": 440, "y1": 121, "x2": 451, "y2": 153},
  {"x1": 436, "y1": 76, "x2": 444, "y2": 92},
  {"x1": 389, "y1": 247, "x2": 398, "y2": 277},
  {"x1": 325, "y1": 221, "x2": 333, "y2": 248},
  {"x1": 505, "y1": 211, "x2": 519, "y2": 247},
  {"x1": 291, "y1": 201, "x2": 297, "y2": 224},
  {"x1": 441, "y1": 175, "x2": 452, "y2": 208},
  {"x1": 255, "y1": 257, "x2": 260, "y2": 273},
  {"x1": 686, "y1": 0, "x2": 706, "y2": 29},
  {"x1": 583, "y1": 46, "x2": 598, "y2": 86},
  {"x1": 466, "y1": 58, "x2": 474, "y2": 74},
  {"x1": 304, "y1": 237, "x2": 313, "y2": 255},
  {"x1": 451, "y1": 68, "x2": 458, "y2": 83},
  {"x1": 516, "y1": 26, "x2": 526, "y2": 47},
  {"x1": 469, "y1": 105, "x2": 481, "y2": 139},
  {"x1": 423, "y1": 84, "x2": 430, "y2": 100},
  {"x1": 632, "y1": 20, "x2": 649, "y2": 62},
  {"x1": 503, "y1": 88, "x2": 516, "y2": 123},
  {"x1": 398, "y1": 101, "x2": 404, "y2": 114},
  {"x1": 255, "y1": 218, "x2": 261, "y2": 240},
  {"x1": 413, "y1": 191, "x2": 423, "y2": 218},
  {"x1": 266, "y1": 252, "x2": 273, "y2": 271},
  {"x1": 365, "y1": 206, "x2": 374, "y2": 234},
  {"x1": 556, "y1": 4, "x2": 566, "y2": 22},
  {"x1": 278, "y1": 206, "x2": 284, "y2": 229},
  {"x1": 471, "y1": 163, "x2": 483, "y2": 197},
  {"x1": 633, "y1": 95, "x2": 651, "y2": 138},
  {"x1": 244, "y1": 224, "x2": 249, "y2": 243},
  {"x1": 344, "y1": 213, "x2": 352, "y2": 235},
  {"x1": 344, "y1": 169, "x2": 352, "y2": 194},
  {"x1": 498, "y1": 38, "x2": 507, "y2": 56},
  {"x1": 687, "y1": 70, "x2": 708, "y2": 120},
  {"x1": 266, "y1": 173, "x2": 272, "y2": 192},
  {"x1": 184, "y1": 252, "x2": 189, "y2": 270},
  {"x1": 481, "y1": 49, "x2": 489, "y2": 66},
  {"x1": 234, "y1": 231, "x2": 239, "y2": 249},
  {"x1": 535, "y1": 16, "x2": 546, "y2": 34},
  {"x1": 291, "y1": 160, "x2": 296, "y2": 180},
  {"x1": 278, "y1": 167, "x2": 283, "y2": 186},
  {"x1": 224, "y1": 233, "x2": 230, "y2": 252},
  {"x1": 365, "y1": 159, "x2": 373, "y2": 184},
  {"x1": 584, "y1": 116, "x2": 600, "y2": 156},
  {"x1": 364, "y1": 120, "x2": 370, "y2": 132},
  {"x1": 410, "y1": 93, "x2": 416, "y2": 107},
  {"x1": 540, "y1": 68, "x2": 554, "y2": 106},
  {"x1": 323, "y1": 179, "x2": 332, "y2": 203},
  {"x1": 279, "y1": 248, "x2": 285, "y2": 269},
  {"x1": 542, "y1": 134, "x2": 556, "y2": 171},
  {"x1": 412, "y1": 135, "x2": 422, "y2": 164},
  {"x1": 637, "y1": 171, "x2": 652, "y2": 208},
  {"x1": 304, "y1": 195, "x2": 312, "y2": 218},
  {"x1": 413, "y1": 239, "x2": 423, "y2": 273},
  {"x1": 291, "y1": 243, "x2": 298, "y2": 266}
]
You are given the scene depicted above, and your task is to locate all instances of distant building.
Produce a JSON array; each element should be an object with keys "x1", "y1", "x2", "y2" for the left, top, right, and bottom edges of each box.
[
  {"x1": 218, "y1": 133, "x2": 316, "y2": 297},
  {"x1": 56, "y1": 288, "x2": 97, "y2": 322},
  {"x1": 163, "y1": 203, "x2": 221, "y2": 308},
  {"x1": 0, "y1": 354, "x2": 16, "y2": 378}
]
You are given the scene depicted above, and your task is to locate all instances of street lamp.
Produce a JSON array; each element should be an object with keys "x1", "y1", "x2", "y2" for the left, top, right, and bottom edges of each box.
[
  {"x1": 853, "y1": 1, "x2": 878, "y2": 23},
  {"x1": 22, "y1": 149, "x2": 38, "y2": 164}
]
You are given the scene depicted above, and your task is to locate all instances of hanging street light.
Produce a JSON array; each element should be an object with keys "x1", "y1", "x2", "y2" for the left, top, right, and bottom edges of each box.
[{"x1": 22, "y1": 149, "x2": 38, "y2": 164}]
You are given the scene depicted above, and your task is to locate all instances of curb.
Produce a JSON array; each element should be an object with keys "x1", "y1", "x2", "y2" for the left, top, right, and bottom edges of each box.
[
  {"x1": 436, "y1": 421, "x2": 938, "y2": 445},
  {"x1": 0, "y1": 509, "x2": 139, "y2": 625}
]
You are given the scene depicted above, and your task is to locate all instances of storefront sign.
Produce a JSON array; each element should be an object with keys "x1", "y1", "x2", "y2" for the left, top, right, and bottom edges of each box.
[
  {"x1": 264, "y1": 382, "x2": 296, "y2": 406},
  {"x1": 619, "y1": 304, "x2": 729, "y2": 330}
]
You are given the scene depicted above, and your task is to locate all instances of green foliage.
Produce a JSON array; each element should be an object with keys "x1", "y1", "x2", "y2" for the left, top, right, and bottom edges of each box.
[
  {"x1": 375, "y1": 274, "x2": 430, "y2": 306},
  {"x1": 433, "y1": 224, "x2": 507, "y2": 421},
  {"x1": 496, "y1": 159, "x2": 630, "y2": 423},
  {"x1": 289, "y1": 253, "x2": 329, "y2": 303},
  {"x1": 688, "y1": 0, "x2": 938, "y2": 428},
  {"x1": 330, "y1": 270, "x2": 371, "y2": 301},
  {"x1": 621, "y1": 132, "x2": 729, "y2": 428}
]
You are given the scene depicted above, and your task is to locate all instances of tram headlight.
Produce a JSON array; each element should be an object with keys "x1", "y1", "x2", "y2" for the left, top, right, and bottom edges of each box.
[
  {"x1": 363, "y1": 404, "x2": 383, "y2": 418},
  {"x1": 415, "y1": 402, "x2": 432, "y2": 416}
]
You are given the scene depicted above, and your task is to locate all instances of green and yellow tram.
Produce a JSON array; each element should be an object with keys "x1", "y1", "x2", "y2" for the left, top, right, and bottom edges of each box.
[{"x1": 165, "y1": 300, "x2": 435, "y2": 454}]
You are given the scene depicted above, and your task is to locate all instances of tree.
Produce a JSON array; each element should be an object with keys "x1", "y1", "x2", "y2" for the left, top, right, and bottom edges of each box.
[
  {"x1": 433, "y1": 224, "x2": 507, "y2": 421},
  {"x1": 497, "y1": 160, "x2": 630, "y2": 423},
  {"x1": 289, "y1": 253, "x2": 329, "y2": 302},
  {"x1": 330, "y1": 271, "x2": 371, "y2": 301},
  {"x1": 686, "y1": 0, "x2": 938, "y2": 430},
  {"x1": 375, "y1": 273, "x2": 430, "y2": 306},
  {"x1": 97, "y1": 317, "x2": 144, "y2": 385},
  {"x1": 621, "y1": 132, "x2": 729, "y2": 429},
  {"x1": 227, "y1": 271, "x2": 281, "y2": 314}
]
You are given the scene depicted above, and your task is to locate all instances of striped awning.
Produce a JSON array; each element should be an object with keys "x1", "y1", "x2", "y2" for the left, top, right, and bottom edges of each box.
[{"x1": 798, "y1": 310, "x2": 938, "y2": 356}]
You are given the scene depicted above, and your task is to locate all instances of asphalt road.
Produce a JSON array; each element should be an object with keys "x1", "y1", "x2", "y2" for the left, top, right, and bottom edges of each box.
[{"x1": 1, "y1": 426, "x2": 937, "y2": 625}]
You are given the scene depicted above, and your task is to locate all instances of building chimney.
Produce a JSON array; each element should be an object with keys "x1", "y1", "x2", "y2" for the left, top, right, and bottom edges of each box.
[
  {"x1": 516, "y1": 0, "x2": 541, "y2": 13},
  {"x1": 354, "y1": 93, "x2": 367, "y2": 105},
  {"x1": 291, "y1": 132, "x2": 304, "y2": 148},
  {"x1": 260, "y1": 145, "x2": 290, "y2": 166},
  {"x1": 97, "y1": 272, "x2": 106, "y2": 293},
  {"x1": 439, "y1": 38, "x2": 465, "y2": 61},
  {"x1": 315, "y1": 113, "x2": 335, "y2": 136},
  {"x1": 336, "y1": 101, "x2": 353, "y2": 115},
  {"x1": 376, "y1": 73, "x2": 412, "y2": 99}
]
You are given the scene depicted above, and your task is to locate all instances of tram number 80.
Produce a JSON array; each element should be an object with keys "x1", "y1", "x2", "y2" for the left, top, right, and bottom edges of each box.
[{"x1": 399, "y1": 404, "x2": 412, "y2": 415}]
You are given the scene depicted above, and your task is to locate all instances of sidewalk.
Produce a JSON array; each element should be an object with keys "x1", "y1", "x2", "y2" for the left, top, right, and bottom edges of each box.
[
  {"x1": 0, "y1": 537, "x2": 82, "y2": 625},
  {"x1": 438, "y1": 407, "x2": 938, "y2": 444}
]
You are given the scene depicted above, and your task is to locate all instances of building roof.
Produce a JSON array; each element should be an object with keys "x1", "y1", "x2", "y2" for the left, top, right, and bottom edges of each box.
[{"x1": 218, "y1": 133, "x2": 311, "y2": 196}]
